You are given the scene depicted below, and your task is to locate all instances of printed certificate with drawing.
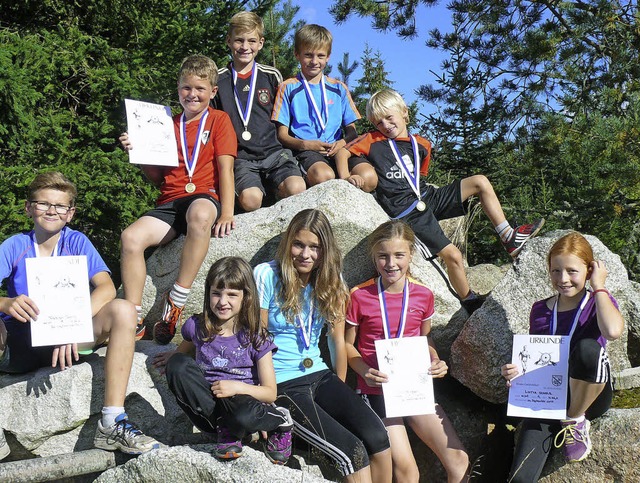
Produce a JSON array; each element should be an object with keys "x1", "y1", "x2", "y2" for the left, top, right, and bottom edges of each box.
[
  {"x1": 375, "y1": 336, "x2": 435, "y2": 418},
  {"x1": 507, "y1": 334, "x2": 570, "y2": 419},
  {"x1": 25, "y1": 256, "x2": 94, "y2": 347},
  {"x1": 125, "y1": 99, "x2": 179, "y2": 167}
]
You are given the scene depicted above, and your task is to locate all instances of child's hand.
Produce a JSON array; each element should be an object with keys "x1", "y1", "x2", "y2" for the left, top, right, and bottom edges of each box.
[
  {"x1": 589, "y1": 260, "x2": 608, "y2": 290},
  {"x1": 429, "y1": 358, "x2": 448, "y2": 378},
  {"x1": 303, "y1": 140, "x2": 333, "y2": 154},
  {"x1": 52, "y1": 343, "x2": 79, "y2": 370},
  {"x1": 211, "y1": 380, "x2": 242, "y2": 398},
  {"x1": 119, "y1": 132, "x2": 132, "y2": 152},
  {"x1": 152, "y1": 350, "x2": 177, "y2": 374},
  {"x1": 0, "y1": 295, "x2": 39, "y2": 323},
  {"x1": 212, "y1": 215, "x2": 236, "y2": 238},
  {"x1": 326, "y1": 139, "x2": 346, "y2": 157},
  {"x1": 501, "y1": 363, "x2": 519, "y2": 387},
  {"x1": 363, "y1": 367, "x2": 389, "y2": 387},
  {"x1": 346, "y1": 175, "x2": 365, "y2": 190}
]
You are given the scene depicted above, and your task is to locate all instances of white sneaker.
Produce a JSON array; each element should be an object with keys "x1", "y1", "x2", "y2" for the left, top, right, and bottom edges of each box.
[{"x1": 94, "y1": 413, "x2": 161, "y2": 455}]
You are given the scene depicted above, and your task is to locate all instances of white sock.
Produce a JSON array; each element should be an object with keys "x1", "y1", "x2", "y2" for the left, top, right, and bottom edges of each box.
[
  {"x1": 495, "y1": 221, "x2": 514, "y2": 242},
  {"x1": 168, "y1": 283, "x2": 190, "y2": 308},
  {"x1": 101, "y1": 406, "x2": 125, "y2": 428}
]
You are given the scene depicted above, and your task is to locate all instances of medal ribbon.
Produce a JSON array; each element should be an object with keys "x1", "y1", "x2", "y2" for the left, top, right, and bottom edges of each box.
[
  {"x1": 231, "y1": 63, "x2": 258, "y2": 134},
  {"x1": 296, "y1": 299, "x2": 315, "y2": 349},
  {"x1": 33, "y1": 235, "x2": 60, "y2": 258},
  {"x1": 389, "y1": 136, "x2": 421, "y2": 202},
  {"x1": 551, "y1": 291, "x2": 590, "y2": 338},
  {"x1": 299, "y1": 73, "x2": 328, "y2": 132},
  {"x1": 179, "y1": 109, "x2": 209, "y2": 182},
  {"x1": 377, "y1": 277, "x2": 409, "y2": 339}
]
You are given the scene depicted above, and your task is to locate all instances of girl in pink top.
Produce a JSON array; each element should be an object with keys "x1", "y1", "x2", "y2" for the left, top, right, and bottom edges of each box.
[{"x1": 346, "y1": 220, "x2": 468, "y2": 482}]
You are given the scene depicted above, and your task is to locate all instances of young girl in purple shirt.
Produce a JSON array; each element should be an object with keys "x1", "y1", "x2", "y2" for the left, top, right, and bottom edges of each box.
[
  {"x1": 501, "y1": 232, "x2": 624, "y2": 481},
  {"x1": 154, "y1": 257, "x2": 293, "y2": 464}
]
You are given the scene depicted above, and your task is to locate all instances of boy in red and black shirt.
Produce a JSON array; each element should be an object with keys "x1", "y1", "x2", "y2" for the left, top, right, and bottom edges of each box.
[{"x1": 120, "y1": 55, "x2": 236, "y2": 344}]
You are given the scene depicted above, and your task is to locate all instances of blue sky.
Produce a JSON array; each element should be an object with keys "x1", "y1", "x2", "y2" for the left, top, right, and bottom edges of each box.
[{"x1": 293, "y1": 2, "x2": 453, "y2": 117}]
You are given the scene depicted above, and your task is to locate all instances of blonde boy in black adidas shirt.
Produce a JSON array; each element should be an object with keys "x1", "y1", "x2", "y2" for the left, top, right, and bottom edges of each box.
[
  {"x1": 214, "y1": 11, "x2": 306, "y2": 212},
  {"x1": 336, "y1": 89, "x2": 545, "y2": 306}
]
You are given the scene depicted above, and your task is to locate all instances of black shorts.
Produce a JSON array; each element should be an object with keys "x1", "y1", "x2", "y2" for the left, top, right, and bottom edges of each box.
[
  {"x1": 402, "y1": 179, "x2": 469, "y2": 257},
  {"x1": 144, "y1": 194, "x2": 220, "y2": 236},
  {"x1": 234, "y1": 149, "x2": 302, "y2": 195},
  {"x1": 0, "y1": 318, "x2": 56, "y2": 374},
  {"x1": 295, "y1": 150, "x2": 367, "y2": 176}
]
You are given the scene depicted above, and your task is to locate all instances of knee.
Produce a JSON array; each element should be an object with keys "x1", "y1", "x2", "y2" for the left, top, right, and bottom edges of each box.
[
  {"x1": 569, "y1": 338, "x2": 603, "y2": 376},
  {"x1": 308, "y1": 164, "x2": 335, "y2": 185},
  {"x1": 186, "y1": 205, "x2": 216, "y2": 232},
  {"x1": 106, "y1": 299, "x2": 137, "y2": 331},
  {"x1": 238, "y1": 190, "x2": 263, "y2": 212},
  {"x1": 441, "y1": 245, "x2": 464, "y2": 269},
  {"x1": 280, "y1": 177, "x2": 306, "y2": 198},
  {"x1": 121, "y1": 226, "x2": 145, "y2": 254},
  {"x1": 470, "y1": 174, "x2": 493, "y2": 194}
]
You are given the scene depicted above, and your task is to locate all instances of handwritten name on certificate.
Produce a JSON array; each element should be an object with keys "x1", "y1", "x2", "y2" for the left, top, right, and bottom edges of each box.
[
  {"x1": 25, "y1": 256, "x2": 94, "y2": 347},
  {"x1": 375, "y1": 336, "x2": 435, "y2": 418},
  {"x1": 507, "y1": 334, "x2": 570, "y2": 420},
  {"x1": 125, "y1": 99, "x2": 179, "y2": 167}
]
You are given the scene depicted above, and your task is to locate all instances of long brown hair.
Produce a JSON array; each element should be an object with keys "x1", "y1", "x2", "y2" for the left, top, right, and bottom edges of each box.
[
  {"x1": 275, "y1": 209, "x2": 348, "y2": 327},
  {"x1": 200, "y1": 256, "x2": 269, "y2": 348}
]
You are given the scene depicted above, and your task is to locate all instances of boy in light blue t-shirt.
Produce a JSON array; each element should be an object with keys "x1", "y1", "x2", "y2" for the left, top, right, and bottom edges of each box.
[
  {"x1": 0, "y1": 172, "x2": 160, "y2": 459},
  {"x1": 272, "y1": 24, "x2": 377, "y2": 192}
]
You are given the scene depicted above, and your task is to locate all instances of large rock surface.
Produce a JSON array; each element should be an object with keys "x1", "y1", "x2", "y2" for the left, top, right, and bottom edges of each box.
[
  {"x1": 450, "y1": 230, "x2": 638, "y2": 404},
  {"x1": 138, "y1": 180, "x2": 464, "y2": 331}
]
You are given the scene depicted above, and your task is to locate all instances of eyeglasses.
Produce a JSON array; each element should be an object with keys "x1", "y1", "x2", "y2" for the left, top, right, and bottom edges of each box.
[{"x1": 29, "y1": 200, "x2": 73, "y2": 215}]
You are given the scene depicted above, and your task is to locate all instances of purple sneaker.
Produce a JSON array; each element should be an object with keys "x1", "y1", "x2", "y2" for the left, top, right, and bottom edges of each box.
[
  {"x1": 264, "y1": 407, "x2": 293, "y2": 465},
  {"x1": 214, "y1": 419, "x2": 242, "y2": 460},
  {"x1": 554, "y1": 418, "x2": 592, "y2": 462}
]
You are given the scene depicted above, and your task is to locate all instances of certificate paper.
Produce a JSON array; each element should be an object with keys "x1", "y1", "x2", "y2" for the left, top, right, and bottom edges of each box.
[
  {"x1": 375, "y1": 336, "x2": 435, "y2": 417},
  {"x1": 124, "y1": 99, "x2": 179, "y2": 167},
  {"x1": 507, "y1": 334, "x2": 570, "y2": 419},
  {"x1": 26, "y1": 256, "x2": 94, "y2": 347}
]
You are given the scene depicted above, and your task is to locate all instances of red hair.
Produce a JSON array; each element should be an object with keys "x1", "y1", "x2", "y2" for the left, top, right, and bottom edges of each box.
[{"x1": 547, "y1": 232, "x2": 594, "y2": 268}]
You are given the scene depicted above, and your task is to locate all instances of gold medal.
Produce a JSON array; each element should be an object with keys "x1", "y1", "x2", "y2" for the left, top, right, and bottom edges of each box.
[
  {"x1": 302, "y1": 358, "x2": 314, "y2": 369},
  {"x1": 185, "y1": 182, "x2": 196, "y2": 193},
  {"x1": 416, "y1": 200, "x2": 426, "y2": 211},
  {"x1": 241, "y1": 130, "x2": 252, "y2": 141}
]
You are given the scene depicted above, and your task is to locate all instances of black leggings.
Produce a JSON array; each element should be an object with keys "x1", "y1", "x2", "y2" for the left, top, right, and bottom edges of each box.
[
  {"x1": 276, "y1": 369, "x2": 390, "y2": 476},
  {"x1": 165, "y1": 352, "x2": 287, "y2": 438},
  {"x1": 508, "y1": 338, "x2": 612, "y2": 482}
]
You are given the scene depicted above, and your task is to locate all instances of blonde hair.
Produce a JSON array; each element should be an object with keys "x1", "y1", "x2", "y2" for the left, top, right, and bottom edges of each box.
[
  {"x1": 276, "y1": 209, "x2": 348, "y2": 326},
  {"x1": 368, "y1": 220, "x2": 416, "y2": 275},
  {"x1": 200, "y1": 257, "x2": 269, "y2": 349},
  {"x1": 547, "y1": 232, "x2": 594, "y2": 270},
  {"x1": 228, "y1": 11, "x2": 264, "y2": 38},
  {"x1": 28, "y1": 172, "x2": 77, "y2": 205},
  {"x1": 366, "y1": 89, "x2": 409, "y2": 124},
  {"x1": 294, "y1": 24, "x2": 332, "y2": 55},
  {"x1": 178, "y1": 55, "x2": 219, "y2": 88}
]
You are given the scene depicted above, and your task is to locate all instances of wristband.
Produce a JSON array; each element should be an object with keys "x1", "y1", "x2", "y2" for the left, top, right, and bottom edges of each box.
[{"x1": 592, "y1": 288, "x2": 609, "y2": 296}]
